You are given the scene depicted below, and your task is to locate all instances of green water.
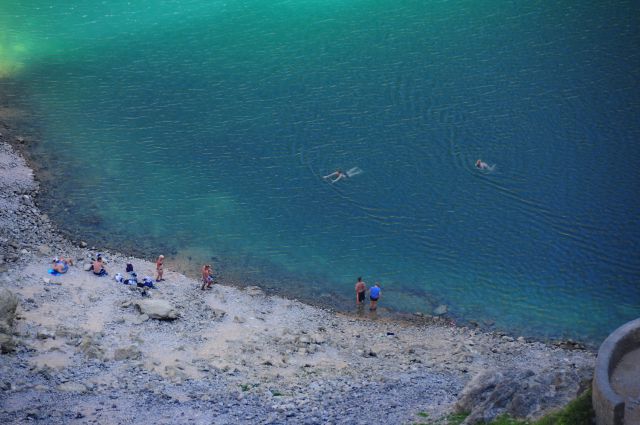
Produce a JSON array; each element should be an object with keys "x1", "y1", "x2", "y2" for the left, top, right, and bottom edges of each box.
[{"x1": 2, "y1": 0, "x2": 639, "y2": 345}]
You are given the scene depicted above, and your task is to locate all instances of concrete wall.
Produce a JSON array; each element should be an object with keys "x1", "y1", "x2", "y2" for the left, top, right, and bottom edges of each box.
[{"x1": 593, "y1": 318, "x2": 640, "y2": 425}]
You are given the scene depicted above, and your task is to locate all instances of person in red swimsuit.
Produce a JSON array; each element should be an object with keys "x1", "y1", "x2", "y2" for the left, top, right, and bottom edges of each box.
[{"x1": 155, "y1": 255, "x2": 164, "y2": 282}]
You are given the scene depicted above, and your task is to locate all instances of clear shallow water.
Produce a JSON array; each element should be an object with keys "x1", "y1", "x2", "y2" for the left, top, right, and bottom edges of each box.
[{"x1": 2, "y1": 0, "x2": 639, "y2": 344}]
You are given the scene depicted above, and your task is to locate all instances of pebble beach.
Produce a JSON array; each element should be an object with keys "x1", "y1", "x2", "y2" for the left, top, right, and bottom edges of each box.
[{"x1": 0, "y1": 130, "x2": 596, "y2": 424}]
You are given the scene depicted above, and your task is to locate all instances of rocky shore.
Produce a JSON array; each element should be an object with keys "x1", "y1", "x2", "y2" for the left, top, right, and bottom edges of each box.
[{"x1": 0, "y1": 135, "x2": 596, "y2": 424}]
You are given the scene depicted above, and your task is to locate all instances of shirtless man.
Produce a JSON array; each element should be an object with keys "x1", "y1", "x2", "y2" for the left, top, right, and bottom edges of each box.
[
  {"x1": 92, "y1": 256, "x2": 107, "y2": 276},
  {"x1": 201, "y1": 264, "x2": 214, "y2": 290},
  {"x1": 355, "y1": 277, "x2": 367, "y2": 305}
]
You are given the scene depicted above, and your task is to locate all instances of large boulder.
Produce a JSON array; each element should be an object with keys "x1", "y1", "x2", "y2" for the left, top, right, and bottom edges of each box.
[
  {"x1": 134, "y1": 299, "x2": 178, "y2": 320},
  {"x1": 455, "y1": 368, "x2": 591, "y2": 424},
  {"x1": 0, "y1": 288, "x2": 19, "y2": 353}
]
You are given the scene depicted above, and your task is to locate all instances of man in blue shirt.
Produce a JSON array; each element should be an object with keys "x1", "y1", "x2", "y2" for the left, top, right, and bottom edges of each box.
[{"x1": 369, "y1": 283, "x2": 381, "y2": 311}]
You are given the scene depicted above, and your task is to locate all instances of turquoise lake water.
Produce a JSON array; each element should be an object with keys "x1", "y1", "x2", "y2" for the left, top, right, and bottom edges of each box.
[{"x1": 2, "y1": 0, "x2": 639, "y2": 344}]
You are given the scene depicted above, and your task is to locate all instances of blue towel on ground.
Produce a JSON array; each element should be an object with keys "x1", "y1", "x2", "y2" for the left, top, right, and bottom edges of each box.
[{"x1": 48, "y1": 269, "x2": 61, "y2": 276}]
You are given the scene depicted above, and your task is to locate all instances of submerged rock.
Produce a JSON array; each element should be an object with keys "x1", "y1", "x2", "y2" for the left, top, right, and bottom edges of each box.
[
  {"x1": 244, "y1": 286, "x2": 264, "y2": 297},
  {"x1": 433, "y1": 305, "x2": 448, "y2": 316}
]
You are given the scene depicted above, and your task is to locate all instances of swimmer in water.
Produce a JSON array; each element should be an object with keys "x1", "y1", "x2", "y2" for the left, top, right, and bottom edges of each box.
[
  {"x1": 475, "y1": 159, "x2": 494, "y2": 171},
  {"x1": 323, "y1": 170, "x2": 348, "y2": 183},
  {"x1": 346, "y1": 167, "x2": 363, "y2": 177}
]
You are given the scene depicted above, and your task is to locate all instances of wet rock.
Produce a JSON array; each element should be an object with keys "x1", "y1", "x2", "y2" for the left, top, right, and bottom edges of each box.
[
  {"x1": 244, "y1": 286, "x2": 264, "y2": 297},
  {"x1": 553, "y1": 339, "x2": 585, "y2": 350}
]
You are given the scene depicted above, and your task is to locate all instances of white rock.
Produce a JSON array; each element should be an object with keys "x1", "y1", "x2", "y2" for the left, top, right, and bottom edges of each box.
[
  {"x1": 434, "y1": 305, "x2": 448, "y2": 315},
  {"x1": 58, "y1": 382, "x2": 88, "y2": 393},
  {"x1": 134, "y1": 299, "x2": 178, "y2": 320}
]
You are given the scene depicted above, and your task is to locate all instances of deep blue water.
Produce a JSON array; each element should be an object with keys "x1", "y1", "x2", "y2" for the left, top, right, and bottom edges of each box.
[{"x1": 2, "y1": 0, "x2": 639, "y2": 344}]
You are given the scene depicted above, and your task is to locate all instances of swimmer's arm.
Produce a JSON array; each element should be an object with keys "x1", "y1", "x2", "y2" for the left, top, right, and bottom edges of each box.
[
  {"x1": 323, "y1": 172, "x2": 338, "y2": 179},
  {"x1": 331, "y1": 174, "x2": 345, "y2": 183}
]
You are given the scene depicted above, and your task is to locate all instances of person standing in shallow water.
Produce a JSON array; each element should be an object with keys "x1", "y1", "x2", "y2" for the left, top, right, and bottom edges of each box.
[
  {"x1": 355, "y1": 277, "x2": 367, "y2": 305},
  {"x1": 155, "y1": 255, "x2": 164, "y2": 282},
  {"x1": 369, "y1": 283, "x2": 381, "y2": 311}
]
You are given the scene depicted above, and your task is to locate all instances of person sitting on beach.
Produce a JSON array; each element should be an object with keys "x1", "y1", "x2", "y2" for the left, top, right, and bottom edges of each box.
[
  {"x1": 201, "y1": 264, "x2": 214, "y2": 290},
  {"x1": 155, "y1": 255, "x2": 165, "y2": 282},
  {"x1": 355, "y1": 276, "x2": 367, "y2": 305},
  {"x1": 52, "y1": 257, "x2": 73, "y2": 274},
  {"x1": 323, "y1": 170, "x2": 347, "y2": 183},
  {"x1": 369, "y1": 283, "x2": 381, "y2": 311},
  {"x1": 91, "y1": 256, "x2": 107, "y2": 276}
]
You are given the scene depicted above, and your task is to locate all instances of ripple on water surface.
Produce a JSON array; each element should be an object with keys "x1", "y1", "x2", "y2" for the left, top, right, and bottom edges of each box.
[{"x1": 4, "y1": 0, "x2": 640, "y2": 345}]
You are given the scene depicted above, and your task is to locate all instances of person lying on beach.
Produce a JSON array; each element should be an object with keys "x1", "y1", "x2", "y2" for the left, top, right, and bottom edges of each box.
[
  {"x1": 52, "y1": 257, "x2": 73, "y2": 274},
  {"x1": 91, "y1": 257, "x2": 108, "y2": 276},
  {"x1": 201, "y1": 264, "x2": 214, "y2": 290}
]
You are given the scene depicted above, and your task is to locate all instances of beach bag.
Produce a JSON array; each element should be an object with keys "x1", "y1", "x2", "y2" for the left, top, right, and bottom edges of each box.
[{"x1": 126, "y1": 263, "x2": 134, "y2": 273}]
